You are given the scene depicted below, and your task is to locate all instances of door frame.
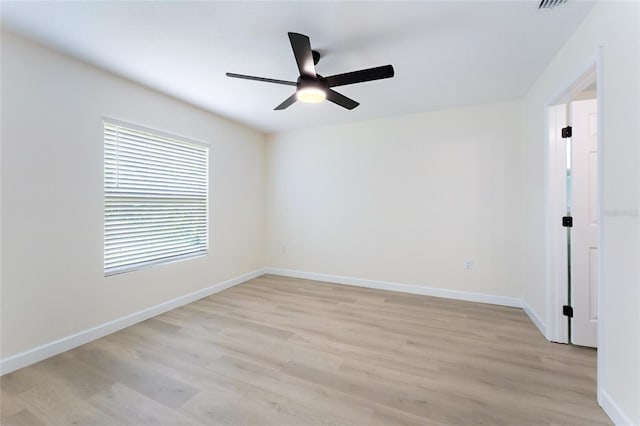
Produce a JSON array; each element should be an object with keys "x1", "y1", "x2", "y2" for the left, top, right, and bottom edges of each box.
[{"x1": 543, "y1": 47, "x2": 604, "y2": 386}]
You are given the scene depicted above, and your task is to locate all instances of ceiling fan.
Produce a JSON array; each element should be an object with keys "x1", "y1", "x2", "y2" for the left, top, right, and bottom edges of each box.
[{"x1": 226, "y1": 32, "x2": 395, "y2": 111}]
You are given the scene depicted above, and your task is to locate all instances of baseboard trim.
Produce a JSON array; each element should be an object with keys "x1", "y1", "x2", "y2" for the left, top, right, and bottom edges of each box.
[
  {"x1": 0, "y1": 268, "x2": 266, "y2": 376},
  {"x1": 600, "y1": 389, "x2": 636, "y2": 426},
  {"x1": 522, "y1": 300, "x2": 547, "y2": 337},
  {"x1": 264, "y1": 267, "x2": 523, "y2": 308}
]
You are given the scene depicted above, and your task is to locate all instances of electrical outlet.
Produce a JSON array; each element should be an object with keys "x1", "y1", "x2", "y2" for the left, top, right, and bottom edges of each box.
[{"x1": 464, "y1": 260, "x2": 473, "y2": 270}]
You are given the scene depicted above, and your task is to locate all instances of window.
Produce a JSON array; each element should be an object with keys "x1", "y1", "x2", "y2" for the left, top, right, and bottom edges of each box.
[{"x1": 104, "y1": 119, "x2": 208, "y2": 276}]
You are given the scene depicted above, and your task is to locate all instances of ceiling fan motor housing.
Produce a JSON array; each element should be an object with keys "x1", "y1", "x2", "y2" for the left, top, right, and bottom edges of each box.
[{"x1": 297, "y1": 75, "x2": 326, "y2": 91}]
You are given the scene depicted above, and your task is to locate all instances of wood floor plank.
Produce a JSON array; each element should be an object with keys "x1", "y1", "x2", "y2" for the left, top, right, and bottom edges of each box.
[
  {"x1": 0, "y1": 275, "x2": 611, "y2": 425},
  {"x1": 72, "y1": 345, "x2": 199, "y2": 410},
  {"x1": 89, "y1": 383, "x2": 196, "y2": 426},
  {"x1": 1, "y1": 408, "x2": 47, "y2": 426},
  {"x1": 17, "y1": 381, "x2": 120, "y2": 426},
  {"x1": 0, "y1": 391, "x2": 32, "y2": 420}
]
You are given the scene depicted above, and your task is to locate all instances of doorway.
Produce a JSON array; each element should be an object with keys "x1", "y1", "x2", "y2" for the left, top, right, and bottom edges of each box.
[{"x1": 545, "y1": 52, "x2": 603, "y2": 353}]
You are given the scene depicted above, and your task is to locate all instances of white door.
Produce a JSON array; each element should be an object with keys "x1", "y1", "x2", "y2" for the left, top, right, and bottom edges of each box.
[{"x1": 570, "y1": 98, "x2": 598, "y2": 347}]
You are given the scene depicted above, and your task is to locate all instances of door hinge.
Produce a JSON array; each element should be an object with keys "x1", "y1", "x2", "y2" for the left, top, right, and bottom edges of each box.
[
  {"x1": 562, "y1": 305, "x2": 574, "y2": 318},
  {"x1": 561, "y1": 126, "x2": 572, "y2": 138},
  {"x1": 562, "y1": 216, "x2": 573, "y2": 227}
]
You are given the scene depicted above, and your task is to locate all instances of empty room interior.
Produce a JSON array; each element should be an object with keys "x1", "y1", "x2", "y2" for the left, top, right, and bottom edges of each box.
[{"x1": 1, "y1": 1, "x2": 639, "y2": 425}]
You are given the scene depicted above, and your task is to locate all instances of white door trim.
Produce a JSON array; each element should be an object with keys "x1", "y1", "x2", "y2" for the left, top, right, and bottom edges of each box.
[{"x1": 543, "y1": 47, "x2": 604, "y2": 400}]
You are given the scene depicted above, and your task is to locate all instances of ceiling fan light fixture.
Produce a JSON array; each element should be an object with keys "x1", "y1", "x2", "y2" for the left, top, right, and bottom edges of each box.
[{"x1": 296, "y1": 86, "x2": 326, "y2": 103}]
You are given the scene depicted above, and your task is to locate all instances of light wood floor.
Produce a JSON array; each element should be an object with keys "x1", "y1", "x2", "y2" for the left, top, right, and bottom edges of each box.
[{"x1": 1, "y1": 275, "x2": 611, "y2": 425}]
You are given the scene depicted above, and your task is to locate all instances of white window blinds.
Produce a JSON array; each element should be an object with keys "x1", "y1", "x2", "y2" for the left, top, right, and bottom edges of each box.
[{"x1": 104, "y1": 119, "x2": 208, "y2": 276}]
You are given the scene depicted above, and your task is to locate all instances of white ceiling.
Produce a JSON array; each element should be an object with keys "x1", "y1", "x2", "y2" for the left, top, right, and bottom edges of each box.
[{"x1": 1, "y1": 1, "x2": 594, "y2": 134}]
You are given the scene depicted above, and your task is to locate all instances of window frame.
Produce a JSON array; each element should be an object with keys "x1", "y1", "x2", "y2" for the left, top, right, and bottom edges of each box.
[{"x1": 103, "y1": 117, "x2": 210, "y2": 277}]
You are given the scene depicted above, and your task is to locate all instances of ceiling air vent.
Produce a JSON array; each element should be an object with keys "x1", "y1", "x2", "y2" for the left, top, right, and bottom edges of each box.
[{"x1": 538, "y1": 0, "x2": 567, "y2": 9}]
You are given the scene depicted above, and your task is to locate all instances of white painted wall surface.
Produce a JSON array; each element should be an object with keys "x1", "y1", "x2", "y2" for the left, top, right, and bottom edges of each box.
[
  {"x1": 266, "y1": 101, "x2": 522, "y2": 299},
  {"x1": 520, "y1": 2, "x2": 640, "y2": 423},
  {"x1": 0, "y1": 33, "x2": 266, "y2": 359}
]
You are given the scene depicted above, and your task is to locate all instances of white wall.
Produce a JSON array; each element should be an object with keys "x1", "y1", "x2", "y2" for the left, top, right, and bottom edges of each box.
[
  {"x1": 266, "y1": 101, "x2": 522, "y2": 299},
  {"x1": 520, "y1": 1, "x2": 640, "y2": 423},
  {"x1": 0, "y1": 32, "x2": 266, "y2": 359}
]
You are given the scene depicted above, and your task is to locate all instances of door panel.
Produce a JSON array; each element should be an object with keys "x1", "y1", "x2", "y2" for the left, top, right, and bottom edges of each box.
[
  {"x1": 570, "y1": 98, "x2": 598, "y2": 347},
  {"x1": 588, "y1": 151, "x2": 597, "y2": 224}
]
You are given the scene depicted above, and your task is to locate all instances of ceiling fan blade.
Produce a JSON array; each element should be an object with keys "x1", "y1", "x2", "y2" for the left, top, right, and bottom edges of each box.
[
  {"x1": 274, "y1": 93, "x2": 298, "y2": 110},
  {"x1": 288, "y1": 32, "x2": 316, "y2": 78},
  {"x1": 326, "y1": 89, "x2": 359, "y2": 110},
  {"x1": 226, "y1": 72, "x2": 296, "y2": 86},
  {"x1": 324, "y1": 65, "x2": 395, "y2": 88}
]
